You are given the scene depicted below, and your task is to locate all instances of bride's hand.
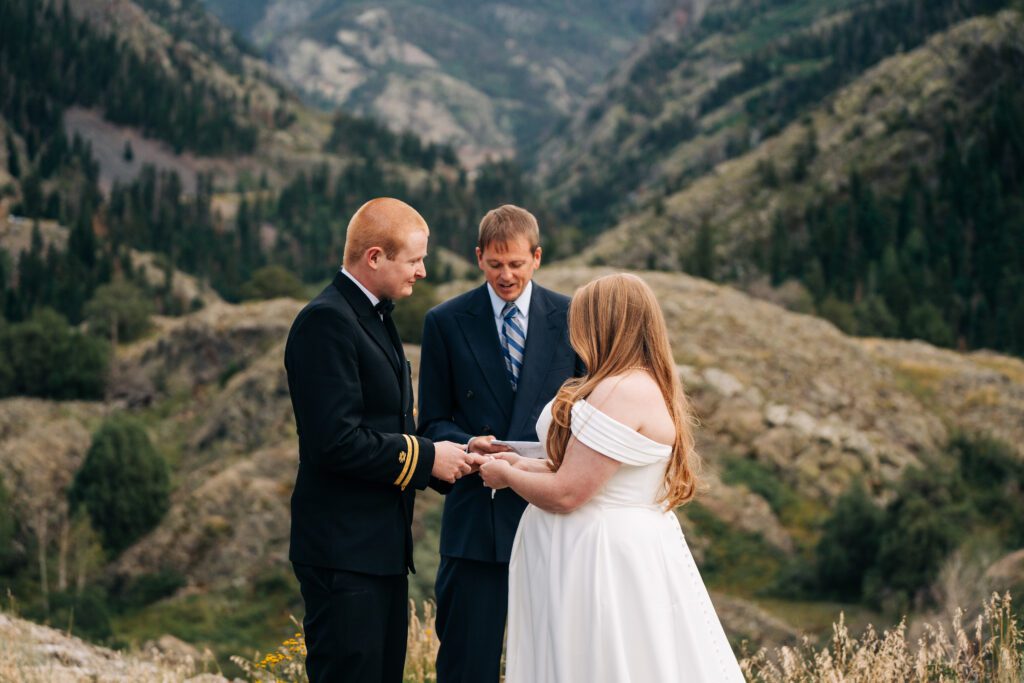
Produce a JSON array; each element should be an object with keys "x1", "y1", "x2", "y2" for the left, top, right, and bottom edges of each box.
[
  {"x1": 493, "y1": 452, "x2": 525, "y2": 469},
  {"x1": 480, "y1": 458, "x2": 513, "y2": 490}
]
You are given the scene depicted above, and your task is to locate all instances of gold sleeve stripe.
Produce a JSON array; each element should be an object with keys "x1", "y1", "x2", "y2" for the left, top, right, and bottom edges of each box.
[
  {"x1": 399, "y1": 435, "x2": 419, "y2": 490},
  {"x1": 394, "y1": 434, "x2": 414, "y2": 487}
]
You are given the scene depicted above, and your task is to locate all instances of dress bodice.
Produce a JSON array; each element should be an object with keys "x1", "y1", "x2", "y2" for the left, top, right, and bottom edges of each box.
[{"x1": 535, "y1": 398, "x2": 672, "y2": 508}]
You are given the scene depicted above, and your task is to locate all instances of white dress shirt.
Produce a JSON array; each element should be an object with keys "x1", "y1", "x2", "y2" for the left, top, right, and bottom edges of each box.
[
  {"x1": 341, "y1": 267, "x2": 382, "y2": 317},
  {"x1": 486, "y1": 280, "x2": 532, "y2": 339}
]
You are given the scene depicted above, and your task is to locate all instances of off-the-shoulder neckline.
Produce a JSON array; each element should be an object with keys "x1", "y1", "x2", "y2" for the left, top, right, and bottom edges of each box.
[{"x1": 575, "y1": 399, "x2": 674, "y2": 451}]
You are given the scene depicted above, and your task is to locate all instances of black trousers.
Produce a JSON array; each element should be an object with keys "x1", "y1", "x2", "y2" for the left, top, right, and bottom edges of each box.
[
  {"x1": 434, "y1": 556, "x2": 508, "y2": 683},
  {"x1": 293, "y1": 563, "x2": 408, "y2": 683}
]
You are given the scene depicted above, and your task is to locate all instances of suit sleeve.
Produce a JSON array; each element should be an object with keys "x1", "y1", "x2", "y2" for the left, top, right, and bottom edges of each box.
[
  {"x1": 287, "y1": 307, "x2": 435, "y2": 490},
  {"x1": 417, "y1": 310, "x2": 473, "y2": 445},
  {"x1": 417, "y1": 310, "x2": 474, "y2": 495}
]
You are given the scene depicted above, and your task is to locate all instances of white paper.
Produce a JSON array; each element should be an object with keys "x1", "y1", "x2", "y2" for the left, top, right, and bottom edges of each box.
[{"x1": 491, "y1": 440, "x2": 547, "y2": 459}]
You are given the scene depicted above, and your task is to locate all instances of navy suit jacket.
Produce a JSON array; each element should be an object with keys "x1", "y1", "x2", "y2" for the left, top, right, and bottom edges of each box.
[{"x1": 417, "y1": 283, "x2": 579, "y2": 563}]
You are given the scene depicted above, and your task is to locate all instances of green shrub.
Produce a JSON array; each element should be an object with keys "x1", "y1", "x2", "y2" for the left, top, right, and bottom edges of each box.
[
  {"x1": 953, "y1": 433, "x2": 1024, "y2": 547},
  {"x1": 239, "y1": 265, "x2": 306, "y2": 301},
  {"x1": 818, "y1": 296, "x2": 857, "y2": 334},
  {"x1": 683, "y1": 502, "x2": 786, "y2": 595},
  {"x1": 871, "y1": 464, "x2": 974, "y2": 606},
  {"x1": 815, "y1": 434, "x2": 1020, "y2": 609},
  {"x1": 84, "y1": 280, "x2": 153, "y2": 344},
  {"x1": 906, "y1": 302, "x2": 954, "y2": 347},
  {"x1": 0, "y1": 308, "x2": 109, "y2": 399},
  {"x1": 114, "y1": 569, "x2": 187, "y2": 611},
  {"x1": 393, "y1": 282, "x2": 439, "y2": 345},
  {"x1": 0, "y1": 473, "x2": 16, "y2": 573},
  {"x1": 47, "y1": 586, "x2": 113, "y2": 642},
  {"x1": 68, "y1": 415, "x2": 170, "y2": 556},
  {"x1": 815, "y1": 480, "x2": 883, "y2": 600},
  {"x1": 722, "y1": 457, "x2": 799, "y2": 521}
]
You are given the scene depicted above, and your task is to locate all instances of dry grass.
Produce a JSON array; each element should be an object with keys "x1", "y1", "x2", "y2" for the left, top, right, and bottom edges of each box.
[
  {"x1": 222, "y1": 593, "x2": 1024, "y2": 682},
  {"x1": 230, "y1": 601, "x2": 440, "y2": 683},
  {"x1": 740, "y1": 593, "x2": 1021, "y2": 683},
  {"x1": 4, "y1": 595, "x2": 1020, "y2": 681}
]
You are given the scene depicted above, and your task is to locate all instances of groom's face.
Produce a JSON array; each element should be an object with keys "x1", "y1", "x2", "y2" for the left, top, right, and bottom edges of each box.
[
  {"x1": 476, "y1": 236, "x2": 542, "y2": 302},
  {"x1": 374, "y1": 228, "x2": 429, "y2": 300}
]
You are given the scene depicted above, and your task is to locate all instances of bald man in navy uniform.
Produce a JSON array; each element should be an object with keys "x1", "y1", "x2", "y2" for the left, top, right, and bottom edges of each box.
[{"x1": 285, "y1": 198, "x2": 485, "y2": 683}]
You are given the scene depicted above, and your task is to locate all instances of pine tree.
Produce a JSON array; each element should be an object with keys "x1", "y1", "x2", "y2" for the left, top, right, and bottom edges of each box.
[
  {"x1": 5, "y1": 131, "x2": 20, "y2": 178},
  {"x1": 68, "y1": 415, "x2": 170, "y2": 557},
  {"x1": 689, "y1": 221, "x2": 716, "y2": 279}
]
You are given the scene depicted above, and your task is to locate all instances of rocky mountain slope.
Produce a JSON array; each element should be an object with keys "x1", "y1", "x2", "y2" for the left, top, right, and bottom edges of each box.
[
  {"x1": 60, "y1": 0, "x2": 327, "y2": 190},
  {"x1": 199, "y1": 0, "x2": 671, "y2": 164},
  {"x1": 0, "y1": 612, "x2": 225, "y2": 682},
  {"x1": 2, "y1": 0, "x2": 453, "y2": 203},
  {"x1": 1, "y1": 265, "x2": 1021, "y2": 658},
  {"x1": 575, "y1": 9, "x2": 1024, "y2": 273}
]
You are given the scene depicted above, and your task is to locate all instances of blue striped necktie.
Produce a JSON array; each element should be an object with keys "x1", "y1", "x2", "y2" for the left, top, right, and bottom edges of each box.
[{"x1": 501, "y1": 302, "x2": 526, "y2": 391}]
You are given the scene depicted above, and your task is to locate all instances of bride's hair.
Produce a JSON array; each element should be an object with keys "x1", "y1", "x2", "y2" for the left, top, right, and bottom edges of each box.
[{"x1": 545, "y1": 273, "x2": 700, "y2": 508}]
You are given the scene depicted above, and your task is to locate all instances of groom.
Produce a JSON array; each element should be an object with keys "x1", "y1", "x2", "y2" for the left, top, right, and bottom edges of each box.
[
  {"x1": 418, "y1": 205, "x2": 581, "y2": 682},
  {"x1": 285, "y1": 198, "x2": 481, "y2": 683}
]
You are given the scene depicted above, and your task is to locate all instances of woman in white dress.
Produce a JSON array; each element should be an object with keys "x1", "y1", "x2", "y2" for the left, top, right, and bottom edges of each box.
[{"x1": 480, "y1": 273, "x2": 744, "y2": 683}]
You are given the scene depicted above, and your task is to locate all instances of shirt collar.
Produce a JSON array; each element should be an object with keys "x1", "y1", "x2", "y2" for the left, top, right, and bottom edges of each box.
[
  {"x1": 340, "y1": 267, "x2": 380, "y2": 308},
  {"x1": 487, "y1": 280, "x2": 533, "y2": 319}
]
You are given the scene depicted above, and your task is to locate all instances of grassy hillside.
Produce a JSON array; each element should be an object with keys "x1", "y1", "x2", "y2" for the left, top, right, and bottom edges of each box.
[{"x1": 1, "y1": 266, "x2": 1022, "y2": 674}]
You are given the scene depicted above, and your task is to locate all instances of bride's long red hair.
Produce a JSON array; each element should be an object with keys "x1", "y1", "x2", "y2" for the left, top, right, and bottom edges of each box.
[{"x1": 545, "y1": 273, "x2": 700, "y2": 509}]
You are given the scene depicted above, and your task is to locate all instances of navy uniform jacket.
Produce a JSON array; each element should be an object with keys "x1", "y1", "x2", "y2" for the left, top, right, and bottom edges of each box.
[
  {"x1": 417, "y1": 283, "x2": 579, "y2": 563},
  {"x1": 285, "y1": 272, "x2": 436, "y2": 575}
]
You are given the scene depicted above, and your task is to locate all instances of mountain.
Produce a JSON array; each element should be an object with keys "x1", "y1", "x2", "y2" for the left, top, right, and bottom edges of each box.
[
  {"x1": 538, "y1": 0, "x2": 1008, "y2": 224},
  {"x1": 0, "y1": 0, "x2": 548, "y2": 339},
  {"x1": 198, "y1": 0, "x2": 668, "y2": 164},
  {"x1": 538, "y1": 3, "x2": 1024, "y2": 356},
  {"x1": 2, "y1": 265, "x2": 1022, "y2": 669}
]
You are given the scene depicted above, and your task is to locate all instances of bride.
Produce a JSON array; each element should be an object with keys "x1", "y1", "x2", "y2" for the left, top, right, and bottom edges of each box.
[{"x1": 480, "y1": 273, "x2": 744, "y2": 682}]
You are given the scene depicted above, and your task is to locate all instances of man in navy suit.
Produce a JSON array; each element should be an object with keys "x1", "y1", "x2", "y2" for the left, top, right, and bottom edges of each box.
[{"x1": 418, "y1": 205, "x2": 580, "y2": 682}]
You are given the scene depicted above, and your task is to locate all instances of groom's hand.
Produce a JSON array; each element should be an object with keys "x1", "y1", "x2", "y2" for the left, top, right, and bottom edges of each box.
[
  {"x1": 468, "y1": 435, "x2": 513, "y2": 455},
  {"x1": 431, "y1": 441, "x2": 475, "y2": 483}
]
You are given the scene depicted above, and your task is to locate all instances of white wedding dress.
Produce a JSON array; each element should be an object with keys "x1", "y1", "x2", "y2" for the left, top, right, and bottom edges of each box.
[{"x1": 505, "y1": 399, "x2": 745, "y2": 682}]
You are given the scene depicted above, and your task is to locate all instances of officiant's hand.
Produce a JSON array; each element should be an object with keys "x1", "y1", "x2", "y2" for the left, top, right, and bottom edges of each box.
[
  {"x1": 479, "y1": 458, "x2": 513, "y2": 490},
  {"x1": 467, "y1": 435, "x2": 513, "y2": 455}
]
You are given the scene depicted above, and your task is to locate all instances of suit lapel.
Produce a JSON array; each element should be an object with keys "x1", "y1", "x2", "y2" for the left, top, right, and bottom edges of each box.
[
  {"x1": 456, "y1": 285, "x2": 514, "y2": 417},
  {"x1": 508, "y1": 287, "x2": 558, "y2": 436},
  {"x1": 333, "y1": 272, "x2": 401, "y2": 380}
]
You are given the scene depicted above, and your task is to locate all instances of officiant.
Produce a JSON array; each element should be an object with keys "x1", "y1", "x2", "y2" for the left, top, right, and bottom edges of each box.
[{"x1": 417, "y1": 205, "x2": 582, "y2": 683}]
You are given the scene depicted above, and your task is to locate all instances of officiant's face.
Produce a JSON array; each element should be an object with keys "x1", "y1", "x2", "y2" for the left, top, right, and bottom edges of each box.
[{"x1": 476, "y1": 236, "x2": 542, "y2": 302}]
